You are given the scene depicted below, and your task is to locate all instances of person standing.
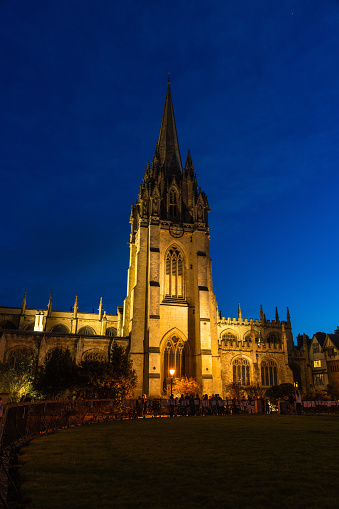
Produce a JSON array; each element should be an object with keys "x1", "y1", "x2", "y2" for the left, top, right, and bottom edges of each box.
[{"x1": 295, "y1": 390, "x2": 302, "y2": 415}]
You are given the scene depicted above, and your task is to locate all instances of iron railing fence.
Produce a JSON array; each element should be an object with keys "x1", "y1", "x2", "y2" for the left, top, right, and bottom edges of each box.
[
  {"x1": 0, "y1": 399, "x2": 137, "y2": 508},
  {"x1": 0, "y1": 398, "x2": 338, "y2": 507}
]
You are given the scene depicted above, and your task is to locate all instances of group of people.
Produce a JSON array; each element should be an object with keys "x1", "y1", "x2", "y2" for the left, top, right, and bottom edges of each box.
[
  {"x1": 133, "y1": 394, "x2": 270, "y2": 418},
  {"x1": 288, "y1": 390, "x2": 302, "y2": 415}
]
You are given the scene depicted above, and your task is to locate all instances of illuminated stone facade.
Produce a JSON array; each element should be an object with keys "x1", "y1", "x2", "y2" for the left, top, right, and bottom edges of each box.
[{"x1": 0, "y1": 83, "x2": 309, "y2": 397}]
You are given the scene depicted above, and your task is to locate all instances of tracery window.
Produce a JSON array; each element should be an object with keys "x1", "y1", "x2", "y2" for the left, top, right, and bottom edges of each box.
[
  {"x1": 106, "y1": 327, "x2": 117, "y2": 337},
  {"x1": 78, "y1": 326, "x2": 96, "y2": 336},
  {"x1": 165, "y1": 247, "x2": 183, "y2": 298},
  {"x1": 265, "y1": 333, "x2": 281, "y2": 345},
  {"x1": 232, "y1": 357, "x2": 250, "y2": 385},
  {"x1": 163, "y1": 336, "x2": 185, "y2": 379},
  {"x1": 261, "y1": 359, "x2": 278, "y2": 386},
  {"x1": 169, "y1": 190, "x2": 178, "y2": 219},
  {"x1": 244, "y1": 331, "x2": 259, "y2": 343},
  {"x1": 82, "y1": 349, "x2": 107, "y2": 362},
  {"x1": 0, "y1": 320, "x2": 16, "y2": 330},
  {"x1": 222, "y1": 331, "x2": 237, "y2": 345},
  {"x1": 51, "y1": 324, "x2": 69, "y2": 333},
  {"x1": 7, "y1": 348, "x2": 35, "y2": 368}
]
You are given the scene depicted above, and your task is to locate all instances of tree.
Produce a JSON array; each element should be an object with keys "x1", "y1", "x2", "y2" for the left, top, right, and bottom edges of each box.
[
  {"x1": 0, "y1": 350, "x2": 36, "y2": 402},
  {"x1": 304, "y1": 386, "x2": 331, "y2": 401},
  {"x1": 244, "y1": 384, "x2": 266, "y2": 399},
  {"x1": 75, "y1": 342, "x2": 137, "y2": 400},
  {"x1": 265, "y1": 383, "x2": 295, "y2": 402},
  {"x1": 224, "y1": 382, "x2": 243, "y2": 400},
  {"x1": 327, "y1": 379, "x2": 339, "y2": 400},
  {"x1": 171, "y1": 377, "x2": 200, "y2": 397},
  {"x1": 33, "y1": 348, "x2": 78, "y2": 399}
]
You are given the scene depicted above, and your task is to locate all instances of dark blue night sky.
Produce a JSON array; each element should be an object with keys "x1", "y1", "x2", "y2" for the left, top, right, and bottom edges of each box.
[{"x1": 1, "y1": 0, "x2": 339, "y2": 338}]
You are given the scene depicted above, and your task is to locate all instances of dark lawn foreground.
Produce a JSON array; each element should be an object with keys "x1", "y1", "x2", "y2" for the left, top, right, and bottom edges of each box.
[{"x1": 18, "y1": 415, "x2": 339, "y2": 509}]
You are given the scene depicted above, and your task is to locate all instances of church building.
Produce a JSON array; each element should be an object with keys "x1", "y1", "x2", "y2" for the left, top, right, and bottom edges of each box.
[{"x1": 0, "y1": 83, "x2": 309, "y2": 397}]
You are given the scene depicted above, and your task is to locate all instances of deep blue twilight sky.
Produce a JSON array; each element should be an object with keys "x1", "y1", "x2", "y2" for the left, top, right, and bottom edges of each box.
[{"x1": 1, "y1": 0, "x2": 339, "y2": 339}]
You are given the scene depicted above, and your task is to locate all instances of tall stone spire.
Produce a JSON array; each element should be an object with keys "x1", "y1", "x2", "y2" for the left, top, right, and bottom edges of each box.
[{"x1": 156, "y1": 81, "x2": 182, "y2": 177}]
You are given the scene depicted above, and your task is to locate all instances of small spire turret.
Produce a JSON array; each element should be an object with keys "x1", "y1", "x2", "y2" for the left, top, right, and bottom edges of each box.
[
  {"x1": 47, "y1": 293, "x2": 53, "y2": 316},
  {"x1": 275, "y1": 307, "x2": 280, "y2": 323},
  {"x1": 99, "y1": 297, "x2": 103, "y2": 321},
  {"x1": 73, "y1": 296, "x2": 78, "y2": 319},
  {"x1": 238, "y1": 303, "x2": 242, "y2": 322},
  {"x1": 21, "y1": 291, "x2": 27, "y2": 315},
  {"x1": 260, "y1": 305, "x2": 264, "y2": 323},
  {"x1": 286, "y1": 307, "x2": 291, "y2": 326},
  {"x1": 184, "y1": 150, "x2": 195, "y2": 178}
]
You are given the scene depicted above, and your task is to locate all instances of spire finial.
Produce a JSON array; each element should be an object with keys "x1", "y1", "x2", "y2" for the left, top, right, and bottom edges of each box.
[
  {"x1": 275, "y1": 307, "x2": 280, "y2": 323},
  {"x1": 286, "y1": 306, "x2": 291, "y2": 325},
  {"x1": 238, "y1": 303, "x2": 242, "y2": 322},
  {"x1": 167, "y1": 71, "x2": 170, "y2": 84},
  {"x1": 47, "y1": 293, "x2": 53, "y2": 316},
  {"x1": 99, "y1": 297, "x2": 103, "y2": 321},
  {"x1": 21, "y1": 291, "x2": 27, "y2": 315}
]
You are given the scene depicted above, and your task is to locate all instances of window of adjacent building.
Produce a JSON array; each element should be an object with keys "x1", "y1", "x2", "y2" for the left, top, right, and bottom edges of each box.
[
  {"x1": 233, "y1": 357, "x2": 250, "y2": 385},
  {"x1": 312, "y1": 343, "x2": 320, "y2": 353},
  {"x1": 163, "y1": 336, "x2": 185, "y2": 379},
  {"x1": 165, "y1": 247, "x2": 183, "y2": 298},
  {"x1": 314, "y1": 373, "x2": 324, "y2": 385},
  {"x1": 313, "y1": 360, "x2": 321, "y2": 368},
  {"x1": 261, "y1": 359, "x2": 278, "y2": 386}
]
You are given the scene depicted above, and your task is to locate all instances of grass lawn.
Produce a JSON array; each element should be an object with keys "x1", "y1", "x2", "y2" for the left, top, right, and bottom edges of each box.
[{"x1": 18, "y1": 415, "x2": 339, "y2": 508}]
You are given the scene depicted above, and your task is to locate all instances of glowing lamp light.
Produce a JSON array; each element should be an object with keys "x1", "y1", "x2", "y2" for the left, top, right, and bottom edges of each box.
[{"x1": 169, "y1": 369, "x2": 175, "y2": 397}]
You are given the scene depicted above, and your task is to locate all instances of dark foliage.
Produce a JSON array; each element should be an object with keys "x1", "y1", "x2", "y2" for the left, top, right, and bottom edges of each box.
[
  {"x1": 33, "y1": 347, "x2": 78, "y2": 399},
  {"x1": 265, "y1": 383, "x2": 295, "y2": 401},
  {"x1": 75, "y1": 342, "x2": 137, "y2": 400}
]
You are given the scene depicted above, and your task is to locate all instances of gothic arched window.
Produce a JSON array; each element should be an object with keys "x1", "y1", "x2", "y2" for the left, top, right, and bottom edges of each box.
[
  {"x1": 106, "y1": 327, "x2": 117, "y2": 337},
  {"x1": 7, "y1": 348, "x2": 35, "y2": 368},
  {"x1": 165, "y1": 247, "x2": 184, "y2": 298},
  {"x1": 232, "y1": 357, "x2": 250, "y2": 385},
  {"x1": 244, "y1": 331, "x2": 258, "y2": 343},
  {"x1": 265, "y1": 333, "x2": 281, "y2": 346},
  {"x1": 169, "y1": 189, "x2": 178, "y2": 219},
  {"x1": 222, "y1": 331, "x2": 237, "y2": 345},
  {"x1": 163, "y1": 335, "x2": 185, "y2": 379},
  {"x1": 261, "y1": 359, "x2": 278, "y2": 386},
  {"x1": 50, "y1": 324, "x2": 69, "y2": 334},
  {"x1": 82, "y1": 349, "x2": 107, "y2": 362},
  {"x1": 0, "y1": 320, "x2": 16, "y2": 330},
  {"x1": 78, "y1": 326, "x2": 96, "y2": 336}
]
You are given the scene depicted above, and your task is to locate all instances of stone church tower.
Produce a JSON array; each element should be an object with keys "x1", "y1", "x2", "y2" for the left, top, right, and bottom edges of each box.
[{"x1": 123, "y1": 82, "x2": 222, "y2": 396}]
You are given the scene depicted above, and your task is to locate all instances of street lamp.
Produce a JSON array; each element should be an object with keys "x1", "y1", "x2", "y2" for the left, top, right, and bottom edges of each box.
[{"x1": 169, "y1": 368, "x2": 175, "y2": 396}]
